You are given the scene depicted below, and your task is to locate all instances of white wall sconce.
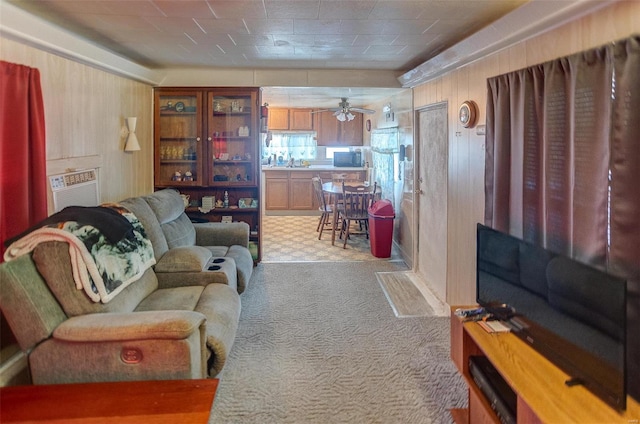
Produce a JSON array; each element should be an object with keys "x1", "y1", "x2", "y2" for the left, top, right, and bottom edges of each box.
[{"x1": 123, "y1": 117, "x2": 141, "y2": 151}]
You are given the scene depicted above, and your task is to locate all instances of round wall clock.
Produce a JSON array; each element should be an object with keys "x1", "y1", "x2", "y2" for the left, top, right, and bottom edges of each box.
[{"x1": 458, "y1": 100, "x2": 478, "y2": 128}]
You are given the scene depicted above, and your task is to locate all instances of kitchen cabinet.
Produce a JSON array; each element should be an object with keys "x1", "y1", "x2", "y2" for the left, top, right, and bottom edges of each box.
[
  {"x1": 264, "y1": 169, "x2": 367, "y2": 211},
  {"x1": 267, "y1": 108, "x2": 315, "y2": 131},
  {"x1": 289, "y1": 109, "x2": 314, "y2": 130},
  {"x1": 289, "y1": 173, "x2": 315, "y2": 210},
  {"x1": 154, "y1": 87, "x2": 261, "y2": 261},
  {"x1": 264, "y1": 171, "x2": 314, "y2": 211},
  {"x1": 316, "y1": 111, "x2": 363, "y2": 146},
  {"x1": 267, "y1": 108, "x2": 289, "y2": 130},
  {"x1": 264, "y1": 171, "x2": 289, "y2": 210}
]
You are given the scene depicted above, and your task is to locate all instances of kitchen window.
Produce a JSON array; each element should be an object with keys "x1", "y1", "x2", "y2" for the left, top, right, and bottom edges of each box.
[{"x1": 264, "y1": 132, "x2": 316, "y2": 160}]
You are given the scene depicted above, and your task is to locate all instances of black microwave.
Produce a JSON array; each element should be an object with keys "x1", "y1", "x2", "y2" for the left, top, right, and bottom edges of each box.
[{"x1": 333, "y1": 152, "x2": 362, "y2": 167}]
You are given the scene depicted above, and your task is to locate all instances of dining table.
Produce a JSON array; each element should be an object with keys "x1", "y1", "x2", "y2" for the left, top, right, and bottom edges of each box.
[{"x1": 322, "y1": 181, "x2": 380, "y2": 246}]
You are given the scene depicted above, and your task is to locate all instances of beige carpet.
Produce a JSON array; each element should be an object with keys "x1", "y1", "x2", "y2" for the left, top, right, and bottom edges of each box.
[
  {"x1": 209, "y1": 261, "x2": 467, "y2": 424},
  {"x1": 261, "y1": 215, "x2": 401, "y2": 262}
]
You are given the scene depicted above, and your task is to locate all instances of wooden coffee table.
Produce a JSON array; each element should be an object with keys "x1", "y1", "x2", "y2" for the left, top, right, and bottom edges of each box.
[{"x1": 0, "y1": 379, "x2": 218, "y2": 423}]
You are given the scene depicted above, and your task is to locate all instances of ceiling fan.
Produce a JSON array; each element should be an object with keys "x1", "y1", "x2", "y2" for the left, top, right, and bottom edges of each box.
[{"x1": 313, "y1": 97, "x2": 375, "y2": 122}]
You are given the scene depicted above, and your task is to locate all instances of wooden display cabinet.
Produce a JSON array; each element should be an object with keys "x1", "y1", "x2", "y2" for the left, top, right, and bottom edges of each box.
[
  {"x1": 154, "y1": 91, "x2": 204, "y2": 186},
  {"x1": 154, "y1": 87, "x2": 261, "y2": 262}
]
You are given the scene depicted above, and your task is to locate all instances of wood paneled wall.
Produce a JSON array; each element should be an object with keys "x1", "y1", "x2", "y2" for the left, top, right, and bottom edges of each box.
[
  {"x1": 413, "y1": 0, "x2": 640, "y2": 305},
  {"x1": 1, "y1": 36, "x2": 154, "y2": 211}
]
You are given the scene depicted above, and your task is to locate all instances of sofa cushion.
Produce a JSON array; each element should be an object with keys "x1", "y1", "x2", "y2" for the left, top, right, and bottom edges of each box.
[
  {"x1": 0, "y1": 254, "x2": 67, "y2": 351},
  {"x1": 119, "y1": 196, "x2": 169, "y2": 260},
  {"x1": 195, "y1": 283, "x2": 241, "y2": 376},
  {"x1": 154, "y1": 246, "x2": 212, "y2": 273},
  {"x1": 143, "y1": 189, "x2": 196, "y2": 248},
  {"x1": 214, "y1": 245, "x2": 253, "y2": 294},
  {"x1": 32, "y1": 242, "x2": 158, "y2": 317},
  {"x1": 135, "y1": 286, "x2": 205, "y2": 312},
  {"x1": 162, "y1": 214, "x2": 198, "y2": 249}
]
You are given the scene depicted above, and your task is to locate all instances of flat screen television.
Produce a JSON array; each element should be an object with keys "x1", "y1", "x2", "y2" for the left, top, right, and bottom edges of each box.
[{"x1": 475, "y1": 224, "x2": 627, "y2": 410}]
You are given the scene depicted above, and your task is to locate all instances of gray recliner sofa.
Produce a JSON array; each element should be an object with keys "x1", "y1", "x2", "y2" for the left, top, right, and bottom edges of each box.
[{"x1": 0, "y1": 188, "x2": 254, "y2": 384}]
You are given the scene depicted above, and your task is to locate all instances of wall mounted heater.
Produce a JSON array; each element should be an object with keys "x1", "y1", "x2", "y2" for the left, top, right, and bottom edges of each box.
[{"x1": 49, "y1": 168, "x2": 100, "y2": 212}]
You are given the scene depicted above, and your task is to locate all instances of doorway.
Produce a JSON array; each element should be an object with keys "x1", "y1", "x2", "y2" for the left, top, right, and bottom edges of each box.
[{"x1": 414, "y1": 102, "x2": 448, "y2": 301}]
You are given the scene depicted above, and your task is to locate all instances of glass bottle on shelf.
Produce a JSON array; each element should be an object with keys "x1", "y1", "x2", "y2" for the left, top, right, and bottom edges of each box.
[{"x1": 154, "y1": 91, "x2": 203, "y2": 186}]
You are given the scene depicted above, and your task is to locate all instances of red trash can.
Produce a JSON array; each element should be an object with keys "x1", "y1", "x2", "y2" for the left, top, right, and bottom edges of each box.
[{"x1": 368, "y1": 200, "x2": 395, "y2": 258}]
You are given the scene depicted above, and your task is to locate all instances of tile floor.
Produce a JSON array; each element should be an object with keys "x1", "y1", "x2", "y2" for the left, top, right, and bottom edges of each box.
[{"x1": 261, "y1": 215, "x2": 402, "y2": 263}]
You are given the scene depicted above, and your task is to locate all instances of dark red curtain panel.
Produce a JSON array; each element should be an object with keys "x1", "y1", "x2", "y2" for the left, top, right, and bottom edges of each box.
[
  {"x1": 485, "y1": 44, "x2": 612, "y2": 266},
  {"x1": 0, "y1": 61, "x2": 47, "y2": 260}
]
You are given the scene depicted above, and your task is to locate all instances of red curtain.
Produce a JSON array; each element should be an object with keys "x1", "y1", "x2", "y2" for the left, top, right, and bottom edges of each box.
[{"x1": 0, "y1": 61, "x2": 47, "y2": 260}]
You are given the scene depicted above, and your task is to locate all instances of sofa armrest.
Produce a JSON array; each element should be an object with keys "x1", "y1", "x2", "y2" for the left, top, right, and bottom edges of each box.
[
  {"x1": 194, "y1": 222, "x2": 249, "y2": 248},
  {"x1": 53, "y1": 311, "x2": 206, "y2": 342}
]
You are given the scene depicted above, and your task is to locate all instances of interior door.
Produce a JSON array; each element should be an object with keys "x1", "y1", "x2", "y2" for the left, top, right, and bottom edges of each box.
[{"x1": 415, "y1": 102, "x2": 448, "y2": 301}]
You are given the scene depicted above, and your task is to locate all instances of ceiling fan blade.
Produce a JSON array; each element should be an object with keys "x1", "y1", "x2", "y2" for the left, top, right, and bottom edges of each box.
[
  {"x1": 310, "y1": 109, "x2": 330, "y2": 114},
  {"x1": 349, "y1": 107, "x2": 375, "y2": 114}
]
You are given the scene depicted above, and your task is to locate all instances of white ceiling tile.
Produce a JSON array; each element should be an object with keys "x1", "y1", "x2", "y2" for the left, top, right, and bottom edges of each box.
[
  {"x1": 264, "y1": 0, "x2": 320, "y2": 19},
  {"x1": 337, "y1": 20, "x2": 387, "y2": 35},
  {"x1": 368, "y1": 1, "x2": 431, "y2": 19},
  {"x1": 293, "y1": 19, "x2": 342, "y2": 35},
  {"x1": 318, "y1": 0, "x2": 376, "y2": 19},
  {"x1": 381, "y1": 19, "x2": 437, "y2": 35},
  {"x1": 312, "y1": 34, "x2": 358, "y2": 46},
  {"x1": 245, "y1": 19, "x2": 295, "y2": 35},
  {"x1": 207, "y1": 0, "x2": 268, "y2": 19},
  {"x1": 153, "y1": 1, "x2": 216, "y2": 18}
]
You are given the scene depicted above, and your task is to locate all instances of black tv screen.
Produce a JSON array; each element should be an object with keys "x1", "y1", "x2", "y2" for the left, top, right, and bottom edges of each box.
[{"x1": 475, "y1": 224, "x2": 627, "y2": 410}]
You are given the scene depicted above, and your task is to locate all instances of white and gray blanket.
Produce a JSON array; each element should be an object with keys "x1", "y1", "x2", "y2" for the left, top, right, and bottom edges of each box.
[{"x1": 4, "y1": 204, "x2": 155, "y2": 303}]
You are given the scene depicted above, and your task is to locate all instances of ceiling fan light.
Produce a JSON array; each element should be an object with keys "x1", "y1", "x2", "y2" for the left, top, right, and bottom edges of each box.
[
  {"x1": 336, "y1": 112, "x2": 347, "y2": 122},
  {"x1": 346, "y1": 112, "x2": 355, "y2": 121}
]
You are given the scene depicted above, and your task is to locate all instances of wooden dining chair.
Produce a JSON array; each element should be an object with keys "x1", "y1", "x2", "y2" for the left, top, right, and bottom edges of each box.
[
  {"x1": 312, "y1": 176, "x2": 334, "y2": 240},
  {"x1": 338, "y1": 182, "x2": 377, "y2": 249}
]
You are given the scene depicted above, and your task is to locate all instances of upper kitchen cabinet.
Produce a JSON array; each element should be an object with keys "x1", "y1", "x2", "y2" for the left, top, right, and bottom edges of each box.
[
  {"x1": 289, "y1": 109, "x2": 314, "y2": 130},
  {"x1": 154, "y1": 90, "x2": 204, "y2": 186},
  {"x1": 316, "y1": 111, "x2": 363, "y2": 146},
  {"x1": 267, "y1": 108, "x2": 289, "y2": 130},
  {"x1": 267, "y1": 108, "x2": 315, "y2": 131}
]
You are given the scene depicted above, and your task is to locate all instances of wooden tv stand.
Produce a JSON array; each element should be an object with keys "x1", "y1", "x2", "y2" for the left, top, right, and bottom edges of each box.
[{"x1": 450, "y1": 307, "x2": 640, "y2": 423}]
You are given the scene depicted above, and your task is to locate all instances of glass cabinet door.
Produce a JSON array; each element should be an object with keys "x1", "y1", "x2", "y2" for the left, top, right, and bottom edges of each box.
[
  {"x1": 207, "y1": 90, "x2": 257, "y2": 187},
  {"x1": 155, "y1": 91, "x2": 203, "y2": 186}
]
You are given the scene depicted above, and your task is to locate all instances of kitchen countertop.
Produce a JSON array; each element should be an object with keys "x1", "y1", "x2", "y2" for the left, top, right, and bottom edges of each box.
[{"x1": 262, "y1": 165, "x2": 366, "y2": 172}]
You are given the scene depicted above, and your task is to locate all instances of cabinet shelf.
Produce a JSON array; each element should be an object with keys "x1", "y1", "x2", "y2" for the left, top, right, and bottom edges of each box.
[
  {"x1": 212, "y1": 136, "x2": 251, "y2": 141},
  {"x1": 161, "y1": 159, "x2": 198, "y2": 164},
  {"x1": 187, "y1": 207, "x2": 258, "y2": 214},
  {"x1": 160, "y1": 137, "x2": 199, "y2": 142},
  {"x1": 212, "y1": 111, "x2": 251, "y2": 117},
  {"x1": 209, "y1": 182, "x2": 256, "y2": 188},
  {"x1": 213, "y1": 160, "x2": 252, "y2": 164},
  {"x1": 160, "y1": 111, "x2": 198, "y2": 116}
]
